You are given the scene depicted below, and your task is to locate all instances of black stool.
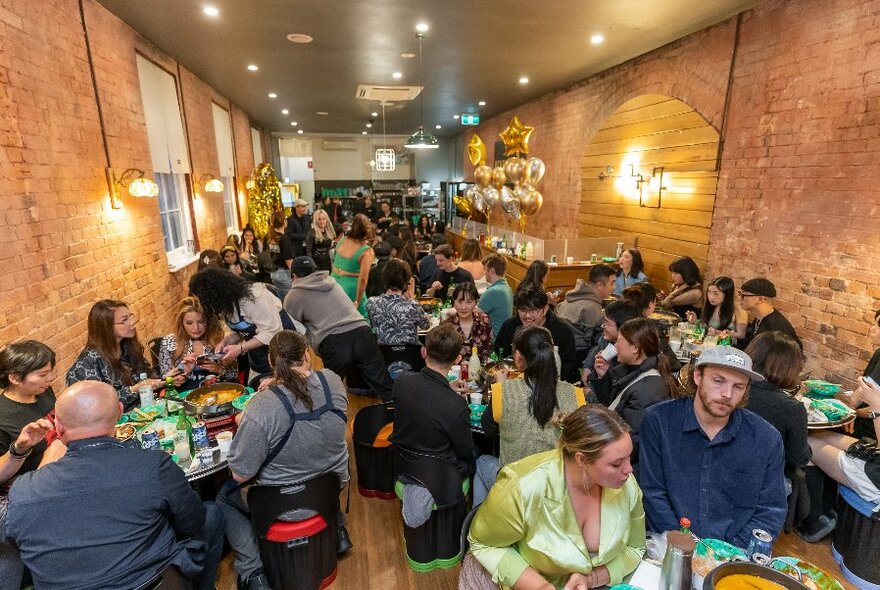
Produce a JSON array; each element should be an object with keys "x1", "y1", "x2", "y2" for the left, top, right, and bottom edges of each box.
[
  {"x1": 832, "y1": 485, "x2": 880, "y2": 589},
  {"x1": 352, "y1": 402, "x2": 396, "y2": 500}
]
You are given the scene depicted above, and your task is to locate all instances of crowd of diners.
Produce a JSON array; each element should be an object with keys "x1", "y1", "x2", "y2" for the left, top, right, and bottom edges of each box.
[{"x1": 1, "y1": 196, "x2": 879, "y2": 590}]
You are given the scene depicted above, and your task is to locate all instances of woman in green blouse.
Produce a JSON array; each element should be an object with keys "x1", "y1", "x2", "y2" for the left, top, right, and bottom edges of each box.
[{"x1": 465, "y1": 404, "x2": 645, "y2": 590}]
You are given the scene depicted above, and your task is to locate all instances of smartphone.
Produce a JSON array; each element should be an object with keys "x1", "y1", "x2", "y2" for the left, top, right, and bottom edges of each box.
[
  {"x1": 863, "y1": 375, "x2": 879, "y2": 388},
  {"x1": 196, "y1": 353, "x2": 223, "y2": 364}
]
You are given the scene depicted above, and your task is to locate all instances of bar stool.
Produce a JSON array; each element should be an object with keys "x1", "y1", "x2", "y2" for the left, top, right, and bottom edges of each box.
[
  {"x1": 248, "y1": 473, "x2": 341, "y2": 590},
  {"x1": 351, "y1": 401, "x2": 396, "y2": 500},
  {"x1": 832, "y1": 485, "x2": 880, "y2": 590}
]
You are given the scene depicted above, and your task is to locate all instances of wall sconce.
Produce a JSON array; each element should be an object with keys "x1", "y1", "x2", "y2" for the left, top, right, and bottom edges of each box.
[
  {"x1": 106, "y1": 167, "x2": 159, "y2": 209},
  {"x1": 195, "y1": 174, "x2": 224, "y2": 194},
  {"x1": 639, "y1": 167, "x2": 667, "y2": 209},
  {"x1": 598, "y1": 164, "x2": 646, "y2": 187}
]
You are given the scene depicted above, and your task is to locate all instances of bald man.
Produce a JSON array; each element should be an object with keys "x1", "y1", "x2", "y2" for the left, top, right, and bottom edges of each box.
[{"x1": 6, "y1": 381, "x2": 224, "y2": 590}]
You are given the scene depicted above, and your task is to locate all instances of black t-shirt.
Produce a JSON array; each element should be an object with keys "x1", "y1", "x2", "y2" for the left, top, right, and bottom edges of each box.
[
  {"x1": 265, "y1": 235, "x2": 294, "y2": 272},
  {"x1": 431, "y1": 267, "x2": 474, "y2": 303},
  {"x1": 0, "y1": 388, "x2": 56, "y2": 478},
  {"x1": 866, "y1": 461, "x2": 880, "y2": 491}
]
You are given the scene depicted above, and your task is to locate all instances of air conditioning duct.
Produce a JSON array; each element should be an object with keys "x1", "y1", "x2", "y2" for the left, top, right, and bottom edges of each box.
[
  {"x1": 355, "y1": 85, "x2": 422, "y2": 102},
  {"x1": 322, "y1": 140, "x2": 357, "y2": 151}
]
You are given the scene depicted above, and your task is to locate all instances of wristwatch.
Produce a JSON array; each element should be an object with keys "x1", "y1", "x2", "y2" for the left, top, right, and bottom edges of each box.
[{"x1": 869, "y1": 409, "x2": 879, "y2": 420}]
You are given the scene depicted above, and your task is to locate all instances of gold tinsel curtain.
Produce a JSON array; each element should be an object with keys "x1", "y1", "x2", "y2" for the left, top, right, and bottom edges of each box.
[{"x1": 246, "y1": 163, "x2": 284, "y2": 239}]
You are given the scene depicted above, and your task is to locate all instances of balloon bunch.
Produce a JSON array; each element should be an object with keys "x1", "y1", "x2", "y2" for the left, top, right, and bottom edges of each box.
[{"x1": 463, "y1": 116, "x2": 545, "y2": 234}]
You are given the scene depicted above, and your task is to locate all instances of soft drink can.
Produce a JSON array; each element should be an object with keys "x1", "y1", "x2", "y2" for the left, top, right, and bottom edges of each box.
[
  {"x1": 747, "y1": 529, "x2": 773, "y2": 558},
  {"x1": 141, "y1": 428, "x2": 160, "y2": 450},
  {"x1": 160, "y1": 438, "x2": 175, "y2": 454},
  {"x1": 192, "y1": 422, "x2": 210, "y2": 450},
  {"x1": 751, "y1": 553, "x2": 771, "y2": 566}
]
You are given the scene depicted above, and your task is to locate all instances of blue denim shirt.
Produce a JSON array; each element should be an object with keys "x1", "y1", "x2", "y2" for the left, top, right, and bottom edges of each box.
[{"x1": 638, "y1": 397, "x2": 787, "y2": 548}]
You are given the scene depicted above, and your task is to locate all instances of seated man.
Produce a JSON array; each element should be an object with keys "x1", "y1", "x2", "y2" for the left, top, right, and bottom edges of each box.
[
  {"x1": 556, "y1": 263, "x2": 616, "y2": 365},
  {"x1": 390, "y1": 324, "x2": 475, "y2": 478},
  {"x1": 582, "y1": 301, "x2": 642, "y2": 400},
  {"x1": 738, "y1": 278, "x2": 802, "y2": 350},
  {"x1": 5, "y1": 381, "x2": 224, "y2": 590},
  {"x1": 417, "y1": 233, "x2": 447, "y2": 294},
  {"x1": 285, "y1": 256, "x2": 393, "y2": 400},
  {"x1": 639, "y1": 346, "x2": 787, "y2": 548},
  {"x1": 424, "y1": 244, "x2": 474, "y2": 304}
]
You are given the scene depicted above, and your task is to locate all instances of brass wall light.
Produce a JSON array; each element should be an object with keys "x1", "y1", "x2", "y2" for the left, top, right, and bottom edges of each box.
[
  {"x1": 597, "y1": 164, "x2": 645, "y2": 188},
  {"x1": 106, "y1": 167, "x2": 159, "y2": 209},
  {"x1": 196, "y1": 174, "x2": 224, "y2": 194}
]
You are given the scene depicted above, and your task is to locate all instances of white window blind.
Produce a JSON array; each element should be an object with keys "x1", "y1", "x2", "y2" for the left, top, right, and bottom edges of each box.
[
  {"x1": 251, "y1": 127, "x2": 263, "y2": 165},
  {"x1": 135, "y1": 54, "x2": 191, "y2": 174},
  {"x1": 212, "y1": 103, "x2": 235, "y2": 177}
]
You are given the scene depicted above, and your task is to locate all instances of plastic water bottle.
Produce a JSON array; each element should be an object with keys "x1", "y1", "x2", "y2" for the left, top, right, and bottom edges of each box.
[{"x1": 138, "y1": 372, "x2": 155, "y2": 407}]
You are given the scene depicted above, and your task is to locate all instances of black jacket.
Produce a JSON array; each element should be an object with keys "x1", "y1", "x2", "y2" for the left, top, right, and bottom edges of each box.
[
  {"x1": 494, "y1": 312, "x2": 579, "y2": 384},
  {"x1": 742, "y1": 309, "x2": 802, "y2": 350},
  {"x1": 285, "y1": 212, "x2": 311, "y2": 257},
  {"x1": 745, "y1": 380, "x2": 811, "y2": 475}
]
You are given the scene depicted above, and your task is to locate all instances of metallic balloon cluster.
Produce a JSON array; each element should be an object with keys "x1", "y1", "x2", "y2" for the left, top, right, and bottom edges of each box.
[{"x1": 464, "y1": 116, "x2": 545, "y2": 232}]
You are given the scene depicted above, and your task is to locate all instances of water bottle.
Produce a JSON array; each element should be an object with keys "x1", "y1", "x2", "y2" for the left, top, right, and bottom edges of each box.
[{"x1": 138, "y1": 372, "x2": 155, "y2": 407}]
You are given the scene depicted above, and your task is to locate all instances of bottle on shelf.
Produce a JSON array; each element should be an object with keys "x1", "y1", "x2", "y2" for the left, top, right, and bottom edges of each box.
[{"x1": 468, "y1": 346, "x2": 482, "y2": 379}]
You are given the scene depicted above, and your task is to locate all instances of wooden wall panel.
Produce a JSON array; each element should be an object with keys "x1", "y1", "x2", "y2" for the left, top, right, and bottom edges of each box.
[{"x1": 579, "y1": 96, "x2": 719, "y2": 287}]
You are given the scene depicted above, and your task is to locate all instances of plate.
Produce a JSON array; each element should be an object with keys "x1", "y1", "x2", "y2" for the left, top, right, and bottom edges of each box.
[
  {"x1": 232, "y1": 391, "x2": 256, "y2": 411},
  {"x1": 803, "y1": 380, "x2": 842, "y2": 398},
  {"x1": 124, "y1": 404, "x2": 164, "y2": 423},
  {"x1": 808, "y1": 398, "x2": 855, "y2": 423},
  {"x1": 770, "y1": 557, "x2": 844, "y2": 590}
]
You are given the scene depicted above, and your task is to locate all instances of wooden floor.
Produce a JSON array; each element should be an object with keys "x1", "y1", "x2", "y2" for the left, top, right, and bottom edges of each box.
[{"x1": 216, "y1": 393, "x2": 855, "y2": 590}]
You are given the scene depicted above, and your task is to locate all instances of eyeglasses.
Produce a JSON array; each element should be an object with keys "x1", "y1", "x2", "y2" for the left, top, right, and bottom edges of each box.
[{"x1": 115, "y1": 314, "x2": 138, "y2": 326}]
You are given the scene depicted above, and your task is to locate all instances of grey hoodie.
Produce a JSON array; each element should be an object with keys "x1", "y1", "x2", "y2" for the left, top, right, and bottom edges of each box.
[
  {"x1": 555, "y1": 279, "x2": 603, "y2": 350},
  {"x1": 283, "y1": 271, "x2": 367, "y2": 349}
]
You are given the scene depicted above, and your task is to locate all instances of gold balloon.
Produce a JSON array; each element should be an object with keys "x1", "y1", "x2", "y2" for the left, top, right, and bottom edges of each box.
[
  {"x1": 503, "y1": 157, "x2": 527, "y2": 185},
  {"x1": 519, "y1": 186, "x2": 543, "y2": 216},
  {"x1": 454, "y1": 193, "x2": 473, "y2": 217},
  {"x1": 467, "y1": 134, "x2": 487, "y2": 167},
  {"x1": 498, "y1": 115, "x2": 535, "y2": 157},
  {"x1": 490, "y1": 167, "x2": 507, "y2": 190},
  {"x1": 474, "y1": 165, "x2": 493, "y2": 188}
]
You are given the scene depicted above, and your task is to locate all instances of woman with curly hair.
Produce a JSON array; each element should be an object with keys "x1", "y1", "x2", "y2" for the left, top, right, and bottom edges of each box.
[
  {"x1": 65, "y1": 300, "x2": 160, "y2": 411},
  {"x1": 189, "y1": 267, "x2": 290, "y2": 378},
  {"x1": 157, "y1": 297, "x2": 239, "y2": 390}
]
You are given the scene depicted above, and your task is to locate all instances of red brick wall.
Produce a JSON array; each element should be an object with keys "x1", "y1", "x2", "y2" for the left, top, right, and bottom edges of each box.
[
  {"x1": 0, "y1": 0, "x2": 260, "y2": 388},
  {"x1": 468, "y1": 0, "x2": 880, "y2": 383}
]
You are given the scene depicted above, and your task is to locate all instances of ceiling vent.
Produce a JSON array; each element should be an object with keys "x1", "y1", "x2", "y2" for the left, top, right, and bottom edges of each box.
[
  {"x1": 322, "y1": 140, "x2": 357, "y2": 151},
  {"x1": 356, "y1": 84, "x2": 422, "y2": 102}
]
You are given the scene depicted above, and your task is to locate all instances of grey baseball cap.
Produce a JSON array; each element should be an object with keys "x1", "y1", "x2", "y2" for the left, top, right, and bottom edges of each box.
[{"x1": 694, "y1": 345, "x2": 764, "y2": 382}]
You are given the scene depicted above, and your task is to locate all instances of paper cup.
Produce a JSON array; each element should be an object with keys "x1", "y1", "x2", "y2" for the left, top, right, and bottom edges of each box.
[
  {"x1": 216, "y1": 431, "x2": 233, "y2": 455},
  {"x1": 565, "y1": 256, "x2": 574, "y2": 265},
  {"x1": 601, "y1": 343, "x2": 618, "y2": 361}
]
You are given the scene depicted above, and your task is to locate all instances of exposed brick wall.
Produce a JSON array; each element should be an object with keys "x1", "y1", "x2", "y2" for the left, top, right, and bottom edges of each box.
[
  {"x1": 467, "y1": 0, "x2": 880, "y2": 383},
  {"x1": 0, "y1": 0, "x2": 259, "y2": 389}
]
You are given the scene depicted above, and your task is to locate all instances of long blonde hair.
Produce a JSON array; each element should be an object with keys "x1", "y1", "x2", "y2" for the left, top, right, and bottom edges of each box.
[
  {"x1": 173, "y1": 297, "x2": 223, "y2": 365},
  {"x1": 312, "y1": 209, "x2": 336, "y2": 241}
]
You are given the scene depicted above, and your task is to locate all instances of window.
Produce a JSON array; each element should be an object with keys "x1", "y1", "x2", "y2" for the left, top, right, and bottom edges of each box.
[
  {"x1": 221, "y1": 177, "x2": 237, "y2": 235},
  {"x1": 212, "y1": 104, "x2": 238, "y2": 235},
  {"x1": 155, "y1": 172, "x2": 194, "y2": 264}
]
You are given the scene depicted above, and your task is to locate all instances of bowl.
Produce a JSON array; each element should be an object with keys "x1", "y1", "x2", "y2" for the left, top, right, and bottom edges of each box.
[{"x1": 704, "y1": 562, "x2": 809, "y2": 590}]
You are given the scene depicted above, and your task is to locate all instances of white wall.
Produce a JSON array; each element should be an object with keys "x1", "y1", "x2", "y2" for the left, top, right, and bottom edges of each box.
[{"x1": 274, "y1": 133, "x2": 414, "y2": 181}]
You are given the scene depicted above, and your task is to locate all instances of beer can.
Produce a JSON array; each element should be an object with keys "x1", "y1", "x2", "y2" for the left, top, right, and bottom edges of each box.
[
  {"x1": 160, "y1": 438, "x2": 175, "y2": 454},
  {"x1": 751, "y1": 553, "x2": 771, "y2": 566},
  {"x1": 141, "y1": 428, "x2": 160, "y2": 450},
  {"x1": 192, "y1": 422, "x2": 210, "y2": 450},
  {"x1": 747, "y1": 529, "x2": 773, "y2": 559}
]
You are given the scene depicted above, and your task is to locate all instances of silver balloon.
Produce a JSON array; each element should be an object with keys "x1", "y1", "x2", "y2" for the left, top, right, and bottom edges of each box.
[
  {"x1": 483, "y1": 187, "x2": 501, "y2": 209},
  {"x1": 500, "y1": 185, "x2": 521, "y2": 220},
  {"x1": 525, "y1": 157, "x2": 546, "y2": 186},
  {"x1": 514, "y1": 184, "x2": 531, "y2": 199},
  {"x1": 465, "y1": 187, "x2": 478, "y2": 201},
  {"x1": 472, "y1": 187, "x2": 486, "y2": 213}
]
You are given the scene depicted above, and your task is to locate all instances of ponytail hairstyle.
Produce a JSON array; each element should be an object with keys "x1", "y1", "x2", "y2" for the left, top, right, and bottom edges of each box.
[
  {"x1": 513, "y1": 325, "x2": 559, "y2": 427},
  {"x1": 617, "y1": 318, "x2": 683, "y2": 398},
  {"x1": 268, "y1": 330, "x2": 313, "y2": 410}
]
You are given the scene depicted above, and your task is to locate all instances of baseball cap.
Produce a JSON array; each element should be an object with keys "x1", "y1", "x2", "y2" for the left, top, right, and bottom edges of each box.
[
  {"x1": 291, "y1": 256, "x2": 318, "y2": 277},
  {"x1": 387, "y1": 235, "x2": 404, "y2": 250},
  {"x1": 373, "y1": 241, "x2": 392, "y2": 259},
  {"x1": 740, "y1": 278, "x2": 776, "y2": 298},
  {"x1": 695, "y1": 345, "x2": 764, "y2": 382},
  {"x1": 294, "y1": 198, "x2": 308, "y2": 207}
]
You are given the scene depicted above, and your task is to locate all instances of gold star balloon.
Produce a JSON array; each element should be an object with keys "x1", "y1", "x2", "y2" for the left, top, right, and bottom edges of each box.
[
  {"x1": 499, "y1": 116, "x2": 534, "y2": 157},
  {"x1": 467, "y1": 134, "x2": 487, "y2": 167}
]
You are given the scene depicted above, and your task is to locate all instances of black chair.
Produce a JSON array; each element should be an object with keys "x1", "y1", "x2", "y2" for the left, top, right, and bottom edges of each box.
[
  {"x1": 248, "y1": 473, "x2": 341, "y2": 590},
  {"x1": 380, "y1": 344, "x2": 425, "y2": 380},
  {"x1": 393, "y1": 446, "x2": 468, "y2": 572},
  {"x1": 459, "y1": 505, "x2": 480, "y2": 557},
  {"x1": 351, "y1": 402, "x2": 395, "y2": 500},
  {"x1": 148, "y1": 337, "x2": 163, "y2": 369}
]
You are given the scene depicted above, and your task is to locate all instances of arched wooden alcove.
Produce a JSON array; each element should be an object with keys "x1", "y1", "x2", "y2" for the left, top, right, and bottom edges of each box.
[{"x1": 579, "y1": 94, "x2": 720, "y2": 283}]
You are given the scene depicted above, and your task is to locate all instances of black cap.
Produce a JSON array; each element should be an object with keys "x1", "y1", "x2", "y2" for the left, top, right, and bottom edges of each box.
[
  {"x1": 374, "y1": 241, "x2": 392, "y2": 259},
  {"x1": 387, "y1": 235, "x2": 404, "y2": 250},
  {"x1": 741, "y1": 278, "x2": 777, "y2": 298},
  {"x1": 292, "y1": 256, "x2": 318, "y2": 278}
]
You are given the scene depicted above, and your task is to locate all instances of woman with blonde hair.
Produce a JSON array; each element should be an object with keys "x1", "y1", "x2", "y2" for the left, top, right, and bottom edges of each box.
[
  {"x1": 157, "y1": 297, "x2": 238, "y2": 390},
  {"x1": 66, "y1": 300, "x2": 161, "y2": 411},
  {"x1": 331, "y1": 213, "x2": 374, "y2": 317},
  {"x1": 306, "y1": 208, "x2": 337, "y2": 272},
  {"x1": 463, "y1": 404, "x2": 645, "y2": 590}
]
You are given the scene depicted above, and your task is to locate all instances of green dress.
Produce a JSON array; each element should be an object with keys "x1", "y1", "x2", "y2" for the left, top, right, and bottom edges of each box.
[{"x1": 331, "y1": 237, "x2": 370, "y2": 318}]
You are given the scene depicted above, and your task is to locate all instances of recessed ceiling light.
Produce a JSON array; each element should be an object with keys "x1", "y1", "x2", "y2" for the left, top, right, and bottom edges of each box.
[
  {"x1": 401, "y1": 53, "x2": 416, "y2": 59},
  {"x1": 203, "y1": 5, "x2": 219, "y2": 17},
  {"x1": 453, "y1": 115, "x2": 459, "y2": 119},
  {"x1": 478, "y1": 101, "x2": 486, "y2": 106},
  {"x1": 590, "y1": 34, "x2": 605, "y2": 44},
  {"x1": 362, "y1": 131, "x2": 368, "y2": 135},
  {"x1": 290, "y1": 121, "x2": 298, "y2": 126},
  {"x1": 392, "y1": 71, "x2": 402, "y2": 80},
  {"x1": 286, "y1": 33, "x2": 314, "y2": 44},
  {"x1": 297, "y1": 129, "x2": 303, "y2": 134},
  {"x1": 435, "y1": 125, "x2": 442, "y2": 129},
  {"x1": 415, "y1": 23, "x2": 429, "y2": 33},
  {"x1": 366, "y1": 123, "x2": 372, "y2": 128},
  {"x1": 371, "y1": 112, "x2": 378, "y2": 117},
  {"x1": 268, "y1": 93, "x2": 277, "y2": 98},
  {"x1": 316, "y1": 111, "x2": 328, "y2": 116},
  {"x1": 519, "y1": 76, "x2": 529, "y2": 84},
  {"x1": 281, "y1": 109, "x2": 289, "y2": 115},
  {"x1": 247, "y1": 64, "x2": 258, "y2": 72}
]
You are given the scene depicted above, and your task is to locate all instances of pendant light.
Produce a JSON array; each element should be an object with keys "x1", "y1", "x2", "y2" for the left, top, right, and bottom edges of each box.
[{"x1": 405, "y1": 32, "x2": 439, "y2": 149}]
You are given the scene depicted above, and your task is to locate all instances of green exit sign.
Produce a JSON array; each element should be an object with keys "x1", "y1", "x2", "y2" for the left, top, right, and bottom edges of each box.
[{"x1": 460, "y1": 114, "x2": 480, "y2": 126}]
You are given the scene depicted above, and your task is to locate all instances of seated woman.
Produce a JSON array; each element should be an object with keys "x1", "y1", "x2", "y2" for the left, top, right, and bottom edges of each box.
[
  {"x1": 464, "y1": 404, "x2": 644, "y2": 590},
  {"x1": 239, "y1": 225, "x2": 263, "y2": 275},
  {"x1": 216, "y1": 330, "x2": 350, "y2": 589},
  {"x1": 398, "y1": 227, "x2": 419, "y2": 273},
  {"x1": 621, "y1": 283, "x2": 682, "y2": 373},
  {"x1": 688, "y1": 276, "x2": 747, "y2": 343},
  {"x1": 197, "y1": 249, "x2": 223, "y2": 271},
  {"x1": 66, "y1": 300, "x2": 160, "y2": 411},
  {"x1": 592, "y1": 318, "x2": 679, "y2": 472},
  {"x1": 0, "y1": 341, "x2": 57, "y2": 476},
  {"x1": 458, "y1": 239, "x2": 486, "y2": 282},
  {"x1": 659, "y1": 256, "x2": 703, "y2": 318},
  {"x1": 614, "y1": 248, "x2": 648, "y2": 296},
  {"x1": 415, "y1": 214, "x2": 432, "y2": 241},
  {"x1": 474, "y1": 326, "x2": 586, "y2": 505},
  {"x1": 220, "y1": 245, "x2": 259, "y2": 282},
  {"x1": 442, "y1": 282, "x2": 493, "y2": 364},
  {"x1": 158, "y1": 297, "x2": 239, "y2": 391},
  {"x1": 332, "y1": 213, "x2": 374, "y2": 318},
  {"x1": 366, "y1": 259, "x2": 427, "y2": 346},
  {"x1": 189, "y1": 267, "x2": 289, "y2": 381},
  {"x1": 516, "y1": 260, "x2": 559, "y2": 305}
]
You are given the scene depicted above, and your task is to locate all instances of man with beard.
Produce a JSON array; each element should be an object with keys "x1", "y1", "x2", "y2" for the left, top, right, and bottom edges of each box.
[{"x1": 638, "y1": 346, "x2": 787, "y2": 548}]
